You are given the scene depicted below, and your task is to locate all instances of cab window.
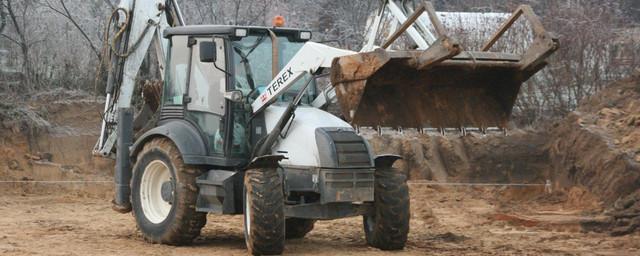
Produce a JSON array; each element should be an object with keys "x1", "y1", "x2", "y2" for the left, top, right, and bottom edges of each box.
[{"x1": 164, "y1": 36, "x2": 189, "y2": 105}]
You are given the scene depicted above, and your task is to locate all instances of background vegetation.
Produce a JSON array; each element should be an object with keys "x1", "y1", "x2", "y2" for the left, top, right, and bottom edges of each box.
[{"x1": 0, "y1": 0, "x2": 638, "y2": 126}]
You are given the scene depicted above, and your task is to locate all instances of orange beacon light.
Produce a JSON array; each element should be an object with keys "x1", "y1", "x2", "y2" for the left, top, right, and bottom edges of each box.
[{"x1": 273, "y1": 16, "x2": 285, "y2": 27}]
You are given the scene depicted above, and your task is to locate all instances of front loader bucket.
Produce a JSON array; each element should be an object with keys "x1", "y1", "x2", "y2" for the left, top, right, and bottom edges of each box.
[
  {"x1": 331, "y1": 49, "x2": 544, "y2": 128},
  {"x1": 330, "y1": 4, "x2": 558, "y2": 129}
]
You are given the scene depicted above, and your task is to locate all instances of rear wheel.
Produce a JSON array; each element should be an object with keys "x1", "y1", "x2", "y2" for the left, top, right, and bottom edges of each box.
[
  {"x1": 363, "y1": 167, "x2": 410, "y2": 250},
  {"x1": 131, "y1": 138, "x2": 206, "y2": 245},
  {"x1": 243, "y1": 169, "x2": 285, "y2": 255},
  {"x1": 285, "y1": 218, "x2": 316, "y2": 239}
]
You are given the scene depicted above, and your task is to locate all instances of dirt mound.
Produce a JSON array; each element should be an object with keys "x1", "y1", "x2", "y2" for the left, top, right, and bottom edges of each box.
[
  {"x1": 365, "y1": 129, "x2": 551, "y2": 185},
  {"x1": 364, "y1": 72, "x2": 640, "y2": 235},
  {"x1": 548, "y1": 72, "x2": 640, "y2": 203},
  {"x1": 548, "y1": 72, "x2": 640, "y2": 235},
  {"x1": 581, "y1": 190, "x2": 640, "y2": 236}
]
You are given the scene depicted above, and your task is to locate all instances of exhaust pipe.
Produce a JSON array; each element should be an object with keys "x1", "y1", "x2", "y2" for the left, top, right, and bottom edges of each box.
[{"x1": 113, "y1": 107, "x2": 134, "y2": 213}]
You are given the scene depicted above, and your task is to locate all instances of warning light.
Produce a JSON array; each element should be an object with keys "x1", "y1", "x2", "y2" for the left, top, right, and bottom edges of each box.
[{"x1": 273, "y1": 16, "x2": 285, "y2": 27}]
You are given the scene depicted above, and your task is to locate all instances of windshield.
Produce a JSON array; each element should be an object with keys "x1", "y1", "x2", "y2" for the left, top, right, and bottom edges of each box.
[{"x1": 231, "y1": 34, "x2": 315, "y2": 104}]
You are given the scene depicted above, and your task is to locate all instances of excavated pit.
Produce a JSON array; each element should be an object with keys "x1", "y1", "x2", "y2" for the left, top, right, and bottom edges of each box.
[
  {"x1": 0, "y1": 95, "x2": 113, "y2": 197},
  {"x1": 1, "y1": 73, "x2": 640, "y2": 255}
]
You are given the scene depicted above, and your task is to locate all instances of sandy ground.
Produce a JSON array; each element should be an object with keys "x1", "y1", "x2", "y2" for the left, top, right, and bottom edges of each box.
[{"x1": 1, "y1": 185, "x2": 639, "y2": 256}]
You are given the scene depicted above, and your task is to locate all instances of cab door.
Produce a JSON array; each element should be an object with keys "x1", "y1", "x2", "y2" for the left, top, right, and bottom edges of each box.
[{"x1": 184, "y1": 37, "x2": 228, "y2": 155}]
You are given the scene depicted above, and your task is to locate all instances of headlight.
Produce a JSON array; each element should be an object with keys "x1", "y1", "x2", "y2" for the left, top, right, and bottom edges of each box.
[
  {"x1": 224, "y1": 90, "x2": 244, "y2": 103},
  {"x1": 299, "y1": 31, "x2": 312, "y2": 41},
  {"x1": 235, "y1": 28, "x2": 248, "y2": 37}
]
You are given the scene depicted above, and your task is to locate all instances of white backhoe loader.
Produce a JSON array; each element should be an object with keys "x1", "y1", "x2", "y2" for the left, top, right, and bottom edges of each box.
[{"x1": 93, "y1": 0, "x2": 557, "y2": 255}]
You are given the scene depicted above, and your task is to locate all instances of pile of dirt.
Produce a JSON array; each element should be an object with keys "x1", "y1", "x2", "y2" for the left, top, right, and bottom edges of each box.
[
  {"x1": 547, "y1": 72, "x2": 640, "y2": 235},
  {"x1": 365, "y1": 128, "x2": 551, "y2": 185},
  {"x1": 548, "y1": 72, "x2": 640, "y2": 204},
  {"x1": 366, "y1": 72, "x2": 640, "y2": 236}
]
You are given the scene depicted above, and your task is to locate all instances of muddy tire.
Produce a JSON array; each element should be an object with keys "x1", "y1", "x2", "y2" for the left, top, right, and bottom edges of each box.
[
  {"x1": 131, "y1": 138, "x2": 206, "y2": 245},
  {"x1": 243, "y1": 169, "x2": 285, "y2": 255},
  {"x1": 285, "y1": 218, "x2": 316, "y2": 239},
  {"x1": 363, "y1": 167, "x2": 410, "y2": 250}
]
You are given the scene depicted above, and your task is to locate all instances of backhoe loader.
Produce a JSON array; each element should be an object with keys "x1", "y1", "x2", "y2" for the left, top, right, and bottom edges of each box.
[{"x1": 93, "y1": 0, "x2": 557, "y2": 255}]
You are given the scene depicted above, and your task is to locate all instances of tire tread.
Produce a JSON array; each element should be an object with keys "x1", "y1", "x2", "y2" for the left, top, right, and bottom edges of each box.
[
  {"x1": 133, "y1": 138, "x2": 206, "y2": 245},
  {"x1": 364, "y1": 167, "x2": 410, "y2": 250},
  {"x1": 244, "y1": 169, "x2": 285, "y2": 255}
]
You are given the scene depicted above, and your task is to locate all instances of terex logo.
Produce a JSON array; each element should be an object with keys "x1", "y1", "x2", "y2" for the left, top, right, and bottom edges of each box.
[{"x1": 264, "y1": 67, "x2": 294, "y2": 98}]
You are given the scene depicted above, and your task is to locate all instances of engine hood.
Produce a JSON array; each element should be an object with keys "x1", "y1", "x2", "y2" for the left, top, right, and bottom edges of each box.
[{"x1": 263, "y1": 105, "x2": 354, "y2": 167}]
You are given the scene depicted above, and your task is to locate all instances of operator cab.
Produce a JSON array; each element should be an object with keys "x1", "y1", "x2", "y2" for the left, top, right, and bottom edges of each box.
[{"x1": 162, "y1": 25, "x2": 313, "y2": 167}]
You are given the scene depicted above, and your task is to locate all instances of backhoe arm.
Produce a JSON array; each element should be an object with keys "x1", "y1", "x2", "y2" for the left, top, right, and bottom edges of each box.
[
  {"x1": 95, "y1": 0, "x2": 182, "y2": 157},
  {"x1": 95, "y1": 0, "x2": 184, "y2": 213}
]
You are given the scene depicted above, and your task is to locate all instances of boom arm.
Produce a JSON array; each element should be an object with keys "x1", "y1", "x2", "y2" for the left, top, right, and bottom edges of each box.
[
  {"x1": 95, "y1": 0, "x2": 180, "y2": 157},
  {"x1": 250, "y1": 42, "x2": 355, "y2": 114},
  {"x1": 98, "y1": 0, "x2": 184, "y2": 213},
  {"x1": 114, "y1": 0, "x2": 171, "y2": 109}
]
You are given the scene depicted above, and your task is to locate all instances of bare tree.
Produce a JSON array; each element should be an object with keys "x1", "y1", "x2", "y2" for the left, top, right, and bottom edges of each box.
[
  {"x1": 102, "y1": 0, "x2": 114, "y2": 10},
  {"x1": 0, "y1": 0, "x2": 6, "y2": 33},
  {"x1": 317, "y1": 1, "x2": 379, "y2": 50},
  {"x1": 0, "y1": 0, "x2": 637, "y2": 120},
  {"x1": 183, "y1": 0, "x2": 273, "y2": 26},
  {"x1": 41, "y1": 0, "x2": 99, "y2": 58},
  {"x1": 513, "y1": 1, "x2": 636, "y2": 124},
  {"x1": 0, "y1": 0, "x2": 42, "y2": 90}
]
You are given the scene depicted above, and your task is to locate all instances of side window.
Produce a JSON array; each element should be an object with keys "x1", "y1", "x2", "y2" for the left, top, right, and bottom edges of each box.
[
  {"x1": 164, "y1": 36, "x2": 189, "y2": 105},
  {"x1": 187, "y1": 37, "x2": 226, "y2": 115}
]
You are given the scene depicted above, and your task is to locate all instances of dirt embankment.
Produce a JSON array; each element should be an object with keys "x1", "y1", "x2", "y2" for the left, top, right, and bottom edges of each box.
[
  {"x1": 0, "y1": 93, "x2": 113, "y2": 196},
  {"x1": 363, "y1": 72, "x2": 640, "y2": 236},
  {"x1": 365, "y1": 129, "x2": 550, "y2": 185},
  {"x1": 546, "y1": 72, "x2": 640, "y2": 235},
  {"x1": 548, "y1": 73, "x2": 640, "y2": 205}
]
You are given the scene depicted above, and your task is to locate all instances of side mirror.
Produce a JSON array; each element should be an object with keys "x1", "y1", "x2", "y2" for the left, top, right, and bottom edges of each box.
[{"x1": 200, "y1": 41, "x2": 217, "y2": 63}]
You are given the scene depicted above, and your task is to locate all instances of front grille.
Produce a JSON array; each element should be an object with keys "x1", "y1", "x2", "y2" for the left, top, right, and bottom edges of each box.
[
  {"x1": 321, "y1": 129, "x2": 372, "y2": 168},
  {"x1": 319, "y1": 169, "x2": 374, "y2": 203},
  {"x1": 160, "y1": 105, "x2": 184, "y2": 120}
]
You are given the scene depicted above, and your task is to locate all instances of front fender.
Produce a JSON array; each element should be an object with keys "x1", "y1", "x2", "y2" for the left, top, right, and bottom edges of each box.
[
  {"x1": 374, "y1": 154, "x2": 403, "y2": 169},
  {"x1": 130, "y1": 120, "x2": 207, "y2": 164},
  {"x1": 245, "y1": 155, "x2": 286, "y2": 170}
]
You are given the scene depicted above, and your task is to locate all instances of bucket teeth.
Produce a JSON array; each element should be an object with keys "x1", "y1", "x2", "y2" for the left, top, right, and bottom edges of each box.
[{"x1": 363, "y1": 126, "x2": 507, "y2": 136}]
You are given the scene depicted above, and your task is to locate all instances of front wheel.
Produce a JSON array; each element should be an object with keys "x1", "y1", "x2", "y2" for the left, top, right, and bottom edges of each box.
[
  {"x1": 363, "y1": 167, "x2": 410, "y2": 250},
  {"x1": 243, "y1": 169, "x2": 285, "y2": 255},
  {"x1": 131, "y1": 138, "x2": 206, "y2": 245}
]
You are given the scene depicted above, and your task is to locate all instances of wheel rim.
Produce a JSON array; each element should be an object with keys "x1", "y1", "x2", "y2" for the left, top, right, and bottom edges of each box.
[
  {"x1": 364, "y1": 213, "x2": 376, "y2": 236},
  {"x1": 140, "y1": 160, "x2": 173, "y2": 224},
  {"x1": 244, "y1": 189, "x2": 251, "y2": 237}
]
